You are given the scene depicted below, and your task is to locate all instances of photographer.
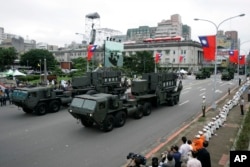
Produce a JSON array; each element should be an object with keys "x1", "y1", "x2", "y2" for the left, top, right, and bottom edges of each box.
[{"x1": 126, "y1": 153, "x2": 147, "y2": 167}]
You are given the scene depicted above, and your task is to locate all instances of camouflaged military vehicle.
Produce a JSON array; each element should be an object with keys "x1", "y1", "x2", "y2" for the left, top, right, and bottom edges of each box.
[
  {"x1": 195, "y1": 68, "x2": 211, "y2": 79},
  {"x1": 68, "y1": 72, "x2": 183, "y2": 132},
  {"x1": 11, "y1": 87, "x2": 72, "y2": 115},
  {"x1": 68, "y1": 93, "x2": 137, "y2": 132},
  {"x1": 71, "y1": 67, "x2": 126, "y2": 96},
  {"x1": 131, "y1": 72, "x2": 183, "y2": 106},
  {"x1": 221, "y1": 68, "x2": 235, "y2": 80}
]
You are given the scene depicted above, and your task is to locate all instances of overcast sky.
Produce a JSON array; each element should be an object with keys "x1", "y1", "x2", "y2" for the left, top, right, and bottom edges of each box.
[{"x1": 1, "y1": 0, "x2": 250, "y2": 53}]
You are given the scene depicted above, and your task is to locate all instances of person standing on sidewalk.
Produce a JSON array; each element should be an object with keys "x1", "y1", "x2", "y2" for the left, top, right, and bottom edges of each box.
[
  {"x1": 240, "y1": 96, "x2": 244, "y2": 115},
  {"x1": 197, "y1": 141, "x2": 211, "y2": 167},
  {"x1": 202, "y1": 96, "x2": 206, "y2": 117}
]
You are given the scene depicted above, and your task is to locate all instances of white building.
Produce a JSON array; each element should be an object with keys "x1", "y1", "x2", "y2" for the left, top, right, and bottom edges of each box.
[
  {"x1": 95, "y1": 28, "x2": 123, "y2": 47},
  {"x1": 154, "y1": 14, "x2": 182, "y2": 38}
]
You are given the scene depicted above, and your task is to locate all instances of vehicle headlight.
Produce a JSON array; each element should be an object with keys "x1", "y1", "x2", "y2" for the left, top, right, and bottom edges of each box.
[
  {"x1": 89, "y1": 113, "x2": 93, "y2": 117},
  {"x1": 69, "y1": 109, "x2": 72, "y2": 113}
]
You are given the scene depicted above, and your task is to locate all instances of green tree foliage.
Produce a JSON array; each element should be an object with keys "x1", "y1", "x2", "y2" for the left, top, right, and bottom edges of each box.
[
  {"x1": 0, "y1": 47, "x2": 18, "y2": 70},
  {"x1": 71, "y1": 57, "x2": 87, "y2": 76},
  {"x1": 20, "y1": 49, "x2": 57, "y2": 71},
  {"x1": 123, "y1": 51, "x2": 155, "y2": 75}
]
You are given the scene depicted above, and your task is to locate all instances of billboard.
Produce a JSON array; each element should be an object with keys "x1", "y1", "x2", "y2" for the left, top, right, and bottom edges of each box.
[{"x1": 104, "y1": 41, "x2": 124, "y2": 67}]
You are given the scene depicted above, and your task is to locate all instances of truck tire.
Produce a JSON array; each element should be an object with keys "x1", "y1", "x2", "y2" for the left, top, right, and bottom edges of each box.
[
  {"x1": 168, "y1": 99, "x2": 175, "y2": 106},
  {"x1": 103, "y1": 115, "x2": 114, "y2": 132},
  {"x1": 34, "y1": 103, "x2": 47, "y2": 115},
  {"x1": 134, "y1": 105, "x2": 143, "y2": 119},
  {"x1": 81, "y1": 118, "x2": 94, "y2": 127},
  {"x1": 174, "y1": 95, "x2": 180, "y2": 105},
  {"x1": 49, "y1": 101, "x2": 61, "y2": 113},
  {"x1": 114, "y1": 111, "x2": 126, "y2": 127},
  {"x1": 23, "y1": 107, "x2": 33, "y2": 114},
  {"x1": 143, "y1": 102, "x2": 152, "y2": 116}
]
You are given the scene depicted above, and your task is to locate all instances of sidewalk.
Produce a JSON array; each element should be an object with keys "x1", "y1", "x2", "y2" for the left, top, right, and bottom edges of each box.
[{"x1": 144, "y1": 83, "x2": 249, "y2": 167}]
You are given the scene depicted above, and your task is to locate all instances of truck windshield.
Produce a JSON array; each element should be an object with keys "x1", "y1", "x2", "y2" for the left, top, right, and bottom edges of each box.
[
  {"x1": 12, "y1": 90, "x2": 28, "y2": 100},
  {"x1": 82, "y1": 99, "x2": 96, "y2": 110},
  {"x1": 71, "y1": 98, "x2": 85, "y2": 108},
  {"x1": 71, "y1": 98, "x2": 96, "y2": 111}
]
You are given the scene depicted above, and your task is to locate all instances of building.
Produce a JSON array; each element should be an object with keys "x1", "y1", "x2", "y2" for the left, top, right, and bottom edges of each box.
[
  {"x1": 24, "y1": 39, "x2": 36, "y2": 52},
  {"x1": 123, "y1": 39, "x2": 203, "y2": 72},
  {"x1": 154, "y1": 14, "x2": 182, "y2": 38},
  {"x1": 126, "y1": 26, "x2": 156, "y2": 42},
  {"x1": 94, "y1": 28, "x2": 123, "y2": 47}
]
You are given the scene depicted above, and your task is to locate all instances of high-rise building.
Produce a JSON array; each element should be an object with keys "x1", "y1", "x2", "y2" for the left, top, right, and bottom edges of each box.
[
  {"x1": 225, "y1": 31, "x2": 238, "y2": 49},
  {"x1": 126, "y1": 26, "x2": 156, "y2": 42},
  {"x1": 154, "y1": 14, "x2": 182, "y2": 38}
]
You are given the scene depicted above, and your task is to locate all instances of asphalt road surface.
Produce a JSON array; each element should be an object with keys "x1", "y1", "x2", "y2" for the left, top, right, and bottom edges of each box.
[{"x1": 0, "y1": 75, "x2": 240, "y2": 167}]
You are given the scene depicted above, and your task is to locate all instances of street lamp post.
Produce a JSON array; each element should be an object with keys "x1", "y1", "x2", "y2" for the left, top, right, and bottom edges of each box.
[{"x1": 194, "y1": 13, "x2": 245, "y2": 110}]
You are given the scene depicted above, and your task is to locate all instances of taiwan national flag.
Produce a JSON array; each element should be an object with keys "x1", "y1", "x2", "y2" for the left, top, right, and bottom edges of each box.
[
  {"x1": 87, "y1": 44, "x2": 97, "y2": 61},
  {"x1": 198, "y1": 35, "x2": 216, "y2": 61},
  {"x1": 239, "y1": 55, "x2": 245, "y2": 65},
  {"x1": 179, "y1": 55, "x2": 184, "y2": 63},
  {"x1": 229, "y1": 50, "x2": 238, "y2": 63},
  {"x1": 155, "y1": 53, "x2": 162, "y2": 64}
]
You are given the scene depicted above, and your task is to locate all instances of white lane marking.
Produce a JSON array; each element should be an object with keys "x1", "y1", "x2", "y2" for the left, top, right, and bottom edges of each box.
[
  {"x1": 179, "y1": 100, "x2": 189, "y2": 106},
  {"x1": 200, "y1": 92, "x2": 206, "y2": 96},
  {"x1": 200, "y1": 88, "x2": 206, "y2": 91}
]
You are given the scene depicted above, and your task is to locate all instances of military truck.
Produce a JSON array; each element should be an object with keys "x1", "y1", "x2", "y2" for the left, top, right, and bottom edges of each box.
[
  {"x1": 71, "y1": 67, "x2": 126, "y2": 97},
  {"x1": 11, "y1": 67, "x2": 127, "y2": 116},
  {"x1": 11, "y1": 87, "x2": 72, "y2": 115},
  {"x1": 131, "y1": 72, "x2": 182, "y2": 106},
  {"x1": 195, "y1": 68, "x2": 211, "y2": 79},
  {"x1": 68, "y1": 72, "x2": 183, "y2": 132},
  {"x1": 221, "y1": 68, "x2": 235, "y2": 80}
]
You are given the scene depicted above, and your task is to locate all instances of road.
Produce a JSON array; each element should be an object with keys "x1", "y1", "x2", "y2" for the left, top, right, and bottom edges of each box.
[{"x1": 0, "y1": 75, "x2": 240, "y2": 167}]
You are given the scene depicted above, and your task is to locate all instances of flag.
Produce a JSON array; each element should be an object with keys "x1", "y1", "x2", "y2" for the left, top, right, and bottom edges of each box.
[
  {"x1": 198, "y1": 35, "x2": 216, "y2": 61},
  {"x1": 239, "y1": 55, "x2": 245, "y2": 65},
  {"x1": 87, "y1": 44, "x2": 97, "y2": 61},
  {"x1": 179, "y1": 55, "x2": 184, "y2": 63},
  {"x1": 229, "y1": 50, "x2": 238, "y2": 63},
  {"x1": 155, "y1": 53, "x2": 162, "y2": 64}
]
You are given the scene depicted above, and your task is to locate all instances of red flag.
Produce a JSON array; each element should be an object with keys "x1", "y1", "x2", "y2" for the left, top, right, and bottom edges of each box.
[
  {"x1": 239, "y1": 55, "x2": 245, "y2": 65},
  {"x1": 179, "y1": 55, "x2": 184, "y2": 63},
  {"x1": 198, "y1": 35, "x2": 216, "y2": 61},
  {"x1": 87, "y1": 45, "x2": 97, "y2": 61},
  {"x1": 155, "y1": 53, "x2": 162, "y2": 64},
  {"x1": 229, "y1": 50, "x2": 238, "y2": 63}
]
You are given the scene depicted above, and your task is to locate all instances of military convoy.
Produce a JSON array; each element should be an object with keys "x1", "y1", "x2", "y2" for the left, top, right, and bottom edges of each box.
[
  {"x1": 11, "y1": 67, "x2": 127, "y2": 115},
  {"x1": 68, "y1": 72, "x2": 183, "y2": 132},
  {"x1": 195, "y1": 68, "x2": 211, "y2": 79},
  {"x1": 221, "y1": 68, "x2": 235, "y2": 81}
]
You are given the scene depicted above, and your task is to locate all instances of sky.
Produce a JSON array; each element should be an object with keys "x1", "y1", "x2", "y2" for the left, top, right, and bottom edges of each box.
[{"x1": 1, "y1": 0, "x2": 250, "y2": 53}]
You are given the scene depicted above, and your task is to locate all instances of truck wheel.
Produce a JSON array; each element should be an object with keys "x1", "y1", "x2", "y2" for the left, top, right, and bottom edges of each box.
[
  {"x1": 169, "y1": 99, "x2": 175, "y2": 106},
  {"x1": 34, "y1": 103, "x2": 47, "y2": 115},
  {"x1": 143, "y1": 103, "x2": 152, "y2": 116},
  {"x1": 103, "y1": 115, "x2": 114, "y2": 132},
  {"x1": 174, "y1": 96, "x2": 179, "y2": 105},
  {"x1": 134, "y1": 105, "x2": 143, "y2": 119},
  {"x1": 114, "y1": 111, "x2": 126, "y2": 127},
  {"x1": 49, "y1": 101, "x2": 60, "y2": 113},
  {"x1": 81, "y1": 118, "x2": 94, "y2": 127},
  {"x1": 23, "y1": 108, "x2": 33, "y2": 114}
]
